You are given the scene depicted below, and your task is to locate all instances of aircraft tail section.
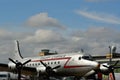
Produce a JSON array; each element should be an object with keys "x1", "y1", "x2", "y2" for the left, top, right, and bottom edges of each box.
[{"x1": 13, "y1": 40, "x2": 23, "y2": 60}]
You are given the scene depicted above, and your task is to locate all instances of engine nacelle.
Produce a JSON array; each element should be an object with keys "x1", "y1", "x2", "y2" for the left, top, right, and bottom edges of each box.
[
  {"x1": 99, "y1": 63, "x2": 109, "y2": 74},
  {"x1": 8, "y1": 62, "x2": 16, "y2": 69},
  {"x1": 36, "y1": 66, "x2": 46, "y2": 74},
  {"x1": 84, "y1": 70, "x2": 95, "y2": 77}
]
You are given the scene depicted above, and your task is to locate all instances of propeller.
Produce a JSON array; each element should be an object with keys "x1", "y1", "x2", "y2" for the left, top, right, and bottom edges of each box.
[
  {"x1": 102, "y1": 46, "x2": 119, "y2": 80},
  {"x1": 9, "y1": 58, "x2": 31, "y2": 80},
  {"x1": 40, "y1": 61, "x2": 61, "y2": 76},
  {"x1": 103, "y1": 61, "x2": 119, "y2": 80}
]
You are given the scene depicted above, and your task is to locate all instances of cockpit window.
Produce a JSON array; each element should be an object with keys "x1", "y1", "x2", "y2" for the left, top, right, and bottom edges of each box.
[
  {"x1": 82, "y1": 54, "x2": 93, "y2": 61},
  {"x1": 82, "y1": 56, "x2": 90, "y2": 60}
]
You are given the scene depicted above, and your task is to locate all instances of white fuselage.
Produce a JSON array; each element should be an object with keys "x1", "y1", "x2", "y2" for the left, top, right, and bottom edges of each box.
[{"x1": 17, "y1": 53, "x2": 99, "y2": 77}]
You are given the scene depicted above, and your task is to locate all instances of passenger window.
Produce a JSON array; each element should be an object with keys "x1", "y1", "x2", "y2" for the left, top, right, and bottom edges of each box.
[
  {"x1": 48, "y1": 62, "x2": 49, "y2": 65},
  {"x1": 79, "y1": 57, "x2": 81, "y2": 60},
  {"x1": 51, "y1": 62, "x2": 53, "y2": 64},
  {"x1": 38, "y1": 63, "x2": 40, "y2": 65}
]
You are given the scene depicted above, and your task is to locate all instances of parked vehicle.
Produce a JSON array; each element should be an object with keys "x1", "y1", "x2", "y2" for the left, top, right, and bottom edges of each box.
[{"x1": 0, "y1": 72, "x2": 10, "y2": 80}]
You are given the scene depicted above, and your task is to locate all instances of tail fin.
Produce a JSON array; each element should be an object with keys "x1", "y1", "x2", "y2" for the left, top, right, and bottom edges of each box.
[{"x1": 13, "y1": 40, "x2": 23, "y2": 60}]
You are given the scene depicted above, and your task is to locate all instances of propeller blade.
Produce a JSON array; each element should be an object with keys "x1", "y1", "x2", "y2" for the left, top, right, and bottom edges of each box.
[
  {"x1": 109, "y1": 46, "x2": 112, "y2": 65},
  {"x1": 103, "y1": 65, "x2": 109, "y2": 68},
  {"x1": 18, "y1": 69, "x2": 22, "y2": 80},
  {"x1": 113, "y1": 60, "x2": 119, "y2": 67},
  {"x1": 9, "y1": 58, "x2": 17, "y2": 64},
  {"x1": 40, "y1": 61, "x2": 47, "y2": 67},
  {"x1": 114, "y1": 66, "x2": 120, "y2": 69},
  {"x1": 22, "y1": 59, "x2": 31, "y2": 65},
  {"x1": 53, "y1": 65, "x2": 61, "y2": 69}
]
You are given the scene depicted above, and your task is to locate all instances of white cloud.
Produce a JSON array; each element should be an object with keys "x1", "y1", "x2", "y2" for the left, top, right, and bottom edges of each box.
[
  {"x1": 25, "y1": 12, "x2": 66, "y2": 29},
  {"x1": 24, "y1": 29, "x2": 65, "y2": 43},
  {"x1": 68, "y1": 27, "x2": 120, "y2": 54},
  {"x1": 76, "y1": 10, "x2": 120, "y2": 24},
  {"x1": 0, "y1": 29, "x2": 12, "y2": 37},
  {"x1": 1, "y1": 27, "x2": 120, "y2": 62}
]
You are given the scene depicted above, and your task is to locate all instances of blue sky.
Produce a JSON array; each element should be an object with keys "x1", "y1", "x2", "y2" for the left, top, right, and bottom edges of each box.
[
  {"x1": 0, "y1": 0, "x2": 120, "y2": 62},
  {"x1": 0, "y1": 0, "x2": 120, "y2": 31}
]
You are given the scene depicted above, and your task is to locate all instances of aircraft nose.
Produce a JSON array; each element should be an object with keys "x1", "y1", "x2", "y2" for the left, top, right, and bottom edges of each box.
[
  {"x1": 91, "y1": 61, "x2": 100, "y2": 70},
  {"x1": 94, "y1": 62, "x2": 100, "y2": 69}
]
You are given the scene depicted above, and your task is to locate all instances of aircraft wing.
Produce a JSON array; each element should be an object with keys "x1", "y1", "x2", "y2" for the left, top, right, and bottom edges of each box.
[
  {"x1": 0, "y1": 63, "x2": 37, "y2": 76},
  {"x1": 0, "y1": 63, "x2": 9, "y2": 71},
  {"x1": 21, "y1": 66, "x2": 37, "y2": 75},
  {"x1": 92, "y1": 53, "x2": 120, "y2": 64}
]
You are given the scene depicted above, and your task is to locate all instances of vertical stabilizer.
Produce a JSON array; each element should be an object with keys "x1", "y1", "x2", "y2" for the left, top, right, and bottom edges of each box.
[{"x1": 14, "y1": 40, "x2": 23, "y2": 60}]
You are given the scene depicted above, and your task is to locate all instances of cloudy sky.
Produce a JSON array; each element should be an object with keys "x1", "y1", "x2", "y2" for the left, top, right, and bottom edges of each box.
[{"x1": 0, "y1": 0, "x2": 120, "y2": 62}]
